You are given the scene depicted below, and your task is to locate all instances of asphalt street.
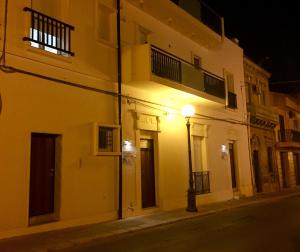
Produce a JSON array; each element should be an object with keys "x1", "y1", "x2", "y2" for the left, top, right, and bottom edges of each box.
[{"x1": 59, "y1": 195, "x2": 300, "y2": 252}]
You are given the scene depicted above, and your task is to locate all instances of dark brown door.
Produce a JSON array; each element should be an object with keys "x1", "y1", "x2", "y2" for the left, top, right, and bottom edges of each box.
[
  {"x1": 294, "y1": 153, "x2": 300, "y2": 185},
  {"x1": 229, "y1": 143, "x2": 237, "y2": 189},
  {"x1": 141, "y1": 139, "x2": 156, "y2": 208},
  {"x1": 29, "y1": 133, "x2": 56, "y2": 217},
  {"x1": 280, "y1": 152, "x2": 289, "y2": 188},
  {"x1": 253, "y1": 150, "x2": 262, "y2": 192}
]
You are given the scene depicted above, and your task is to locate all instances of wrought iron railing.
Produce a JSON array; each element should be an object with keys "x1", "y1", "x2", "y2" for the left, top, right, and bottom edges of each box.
[
  {"x1": 170, "y1": 0, "x2": 222, "y2": 35},
  {"x1": 203, "y1": 73, "x2": 225, "y2": 99},
  {"x1": 193, "y1": 171, "x2": 210, "y2": 195},
  {"x1": 279, "y1": 129, "x2": 300, "y2": 142},
  {"x1": 23, "y1": 7, "x2": 75, "y2": 56},
  {"x1": 151, "y1": 46, "x2": 225, "y2": 99},
  {"x1": 227, "y1": 91, "x2": 237, "y2": 109},
  {"x1": 151, "y1": 47, "x2": 181, "y2": 83}
]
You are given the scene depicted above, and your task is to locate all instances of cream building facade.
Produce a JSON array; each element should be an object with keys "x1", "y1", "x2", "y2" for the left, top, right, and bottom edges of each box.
[
  {"x1": 244, "y1": 57, "x2": 279, "y2": 193},
  {"x1": 0, "y1": 0, "x2": 253, "y2": 238},
  {"x1": 120, "y1": 0, "x2": 253, "y2": 216}
]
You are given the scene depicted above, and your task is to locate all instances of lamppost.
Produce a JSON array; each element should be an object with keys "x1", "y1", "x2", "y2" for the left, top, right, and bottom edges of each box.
[{"x1": 182, "y1": 105, "x2": 198, "y2": 212}]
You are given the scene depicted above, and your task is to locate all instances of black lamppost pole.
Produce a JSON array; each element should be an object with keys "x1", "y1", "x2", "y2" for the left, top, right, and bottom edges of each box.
[{"x1": 182, "y1": 105, "x2": 197, "y2": 212}]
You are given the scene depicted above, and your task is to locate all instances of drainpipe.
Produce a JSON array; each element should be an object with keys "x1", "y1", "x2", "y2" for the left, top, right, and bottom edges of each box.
[
  {"x1": 117, "y1": 0, "x2": 123, "y2": 219},
  {"x1": 247, "y1": 112, "x2": 255, "y2": 195}
]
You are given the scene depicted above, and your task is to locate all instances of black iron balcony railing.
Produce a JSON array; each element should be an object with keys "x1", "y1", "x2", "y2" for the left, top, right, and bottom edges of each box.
[
  {"x1": 203, "y1": 73, "x2": 225, "y2": 99},
  {"x1": 193, "y1": 171, "x2": 210, "y2": 195},
  {"x1": 279, "y1": 129, "x2": 300, "y2": 143},
  {"x1": 170, "y1": 0, "x2": 222, "y2": 35},
  {"x1": 23, "y1": 7, "x2": 75, "y2": 56},
  {"x1": 151, "y1": 46, "x2": 225, "y2": 99},
  {"x1": 227, "y1": 91, "x2": 237, "y2": 109}
]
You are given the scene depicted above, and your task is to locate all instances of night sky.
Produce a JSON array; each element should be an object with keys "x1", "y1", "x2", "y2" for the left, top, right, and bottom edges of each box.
[{"x1": 205, "y1": 1, "x2": 300, "y2": 93}]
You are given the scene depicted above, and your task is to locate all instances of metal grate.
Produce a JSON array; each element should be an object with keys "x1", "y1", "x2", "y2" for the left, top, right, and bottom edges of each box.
[
  {"x1": 193, "y1": 171, "x2": 210, "y2": 195},
  {"x1": 98, "y1": 127, "x2": 113, "y2": 152},
  {"x1": 23, "y1": 7, "x2": 75, "y2": 56}
]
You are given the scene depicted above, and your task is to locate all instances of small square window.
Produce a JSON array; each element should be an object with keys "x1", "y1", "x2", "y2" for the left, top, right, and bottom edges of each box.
[
  {"x1": 98, "y1": 127, "x2": 113, "y2": 152},
  {"x1": 93, "y1": 123, "x2": 120, "y2": 156}
]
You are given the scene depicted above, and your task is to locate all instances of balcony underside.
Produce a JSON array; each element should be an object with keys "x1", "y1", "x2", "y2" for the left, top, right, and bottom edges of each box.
[
  {"x1": 276, "y1": 142, "x2": 300, "y2": 150},
  {"x1": 123, "y1": 79, "x2": 225, "y2": 109}
]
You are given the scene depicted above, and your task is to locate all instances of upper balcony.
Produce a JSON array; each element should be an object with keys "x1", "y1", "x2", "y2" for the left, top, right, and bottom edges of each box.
[
  {"x1": 247, "y1": 103, "x2": 278, "y2": 129},
  {"x1": 125, "y1": 0, "x2": 224, "y2": 49},
  {"x1": 123, "y1": 44, "x2": 227, "y2": 106},
  {"x1": 170, "y1": 0, "x2": 222, "y2": 36}
]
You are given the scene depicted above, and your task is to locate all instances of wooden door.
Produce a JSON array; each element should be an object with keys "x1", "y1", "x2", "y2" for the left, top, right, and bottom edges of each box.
[
  {"x1": 280, "y1": 152, "x2": 289, "y2": 188},
  {"x1": 229, "y1": 143, "x2": 237, "y2": 189},
  {"x1": 294, "y1": 153, "x2": 300, "y2": 185},
  {"x1": 253, "y1": 150, "x2": 262, "y2": 192},
  {"x1": 29, "y1": 133, "x2": 56, "y2": 218},
  {"x1": 140, "y1": 139, "x2": 156, "y2": 208}
]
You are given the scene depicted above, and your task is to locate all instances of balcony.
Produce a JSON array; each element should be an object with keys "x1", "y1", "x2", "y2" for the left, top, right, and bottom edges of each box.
[
  {"x1": 193, "y1": 171, "x2": 210, "y2": 195},
  {"x1": 122, "y1": 44, "x2": 225, "y2": 104},
  {"x1": 277, "y1": 129, "x2": 300, "y2": 149},
  {"x1": 170, "y1": 0, "x2": 222, "y2": 35},
  {"x1": 23, "y1": 7, "x2": 75, "y2": 56},
  {"x1": 151, "y1": 45, "x2": 225, "y2": 99},
  {"x1": 125, "y1": 0, "x2": 223, "y2": 49},
  {"x1": 247, "y1": 104, "x2": 278, "y2": 128}
]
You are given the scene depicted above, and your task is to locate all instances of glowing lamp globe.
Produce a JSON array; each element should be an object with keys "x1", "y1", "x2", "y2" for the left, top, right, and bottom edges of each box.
[{"x1": 182, "y1": 105, "x2": 195, "y2": 118}]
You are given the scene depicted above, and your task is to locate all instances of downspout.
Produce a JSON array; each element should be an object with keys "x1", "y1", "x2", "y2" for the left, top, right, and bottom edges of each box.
[
  {"x1": 247, "y1": 112, "x2": 255, "y2": 195},
  {"x1": 117, "y1": 0, "x2": 123, "y2": 219}
]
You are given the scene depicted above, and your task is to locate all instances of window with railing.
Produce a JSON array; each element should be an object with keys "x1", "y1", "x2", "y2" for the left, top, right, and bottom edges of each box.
[
  {"x1": 193, "y1": 171, "x2": 210, "y2": 195},
  {"x1": 23, "y1": 7, "x2": 75, "y2": 56}
]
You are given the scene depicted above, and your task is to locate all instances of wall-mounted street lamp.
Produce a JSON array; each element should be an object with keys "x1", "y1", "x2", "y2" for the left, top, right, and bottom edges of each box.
[{"x1": 182, "y1": 105, "x2": 197, "y2": 212}]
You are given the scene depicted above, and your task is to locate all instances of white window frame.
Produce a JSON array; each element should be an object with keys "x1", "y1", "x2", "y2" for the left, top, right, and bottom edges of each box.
[{"x1": 92, "y1": 123, "x2": 121, "y2": 156}]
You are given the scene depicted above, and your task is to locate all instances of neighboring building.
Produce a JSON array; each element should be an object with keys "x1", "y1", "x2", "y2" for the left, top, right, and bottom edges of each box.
[
  {"x1": 0, "y1": 0, "x2": 253, "y2": 238},
  {"x1": 244, "y1": 57, "x2": 279, "y2": 193},
  {"x1": 0, "y1": 0, "x2": 120, "y2": 238},
  {"x1": 270, "y1": 92, "x2": 300, "y2": 190},
  {"x1": 121, "y1": 0, "x2": 253, "y2": 218}
]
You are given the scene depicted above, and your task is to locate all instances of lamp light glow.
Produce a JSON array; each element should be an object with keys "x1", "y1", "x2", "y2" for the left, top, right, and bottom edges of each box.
[{"x1": 182, "y1": 105, "x2": 195, "y2": 118}]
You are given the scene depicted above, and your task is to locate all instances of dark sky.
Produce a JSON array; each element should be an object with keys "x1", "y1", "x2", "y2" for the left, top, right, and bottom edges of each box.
[{"x1": 204, "y1": 1, "x2": 300, "y2": 92}]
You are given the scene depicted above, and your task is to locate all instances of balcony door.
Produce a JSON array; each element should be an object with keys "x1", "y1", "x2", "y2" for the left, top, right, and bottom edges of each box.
[
  {"x1": 279, "y1": 115, "x2": 286, "y2": 141},
  {"x1": 140, "y1": 139, "x2": 156, "y2": 208}
]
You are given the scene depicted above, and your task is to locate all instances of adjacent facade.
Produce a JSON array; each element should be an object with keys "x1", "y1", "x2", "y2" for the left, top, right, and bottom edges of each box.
[
  {"x1": 244, "y1": 57, "x2": 279, "y2": 193},
  {"x1": 0, "y1": 0, "x2": 253, "y2": 238},
  {"x1": 270, "y1": 92, "x2": 300, "y2": 190}
]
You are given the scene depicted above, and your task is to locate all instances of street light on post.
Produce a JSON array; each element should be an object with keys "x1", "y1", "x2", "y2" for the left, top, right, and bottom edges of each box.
[{"x1": 182, "y1": 105, "x2": 198, "y2": 212}]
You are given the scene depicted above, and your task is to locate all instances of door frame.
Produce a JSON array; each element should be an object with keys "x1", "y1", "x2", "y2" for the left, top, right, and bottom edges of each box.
[
  {"x1": 137, "y1": 130, "x2": 159, "y2": 212},
  {"x1": 28, "y1": 133, "x2": 62, "y2": 226}
]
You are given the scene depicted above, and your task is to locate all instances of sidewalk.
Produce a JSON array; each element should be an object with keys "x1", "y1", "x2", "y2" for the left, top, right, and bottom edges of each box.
[{"x1": 1, "y1": 189, "x2": 300, "y2": 252}]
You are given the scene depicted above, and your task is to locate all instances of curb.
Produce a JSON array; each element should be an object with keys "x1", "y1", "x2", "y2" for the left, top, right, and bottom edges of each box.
[{"x1": 47, "y1": 191, "x2": 300, "y2": 252}]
